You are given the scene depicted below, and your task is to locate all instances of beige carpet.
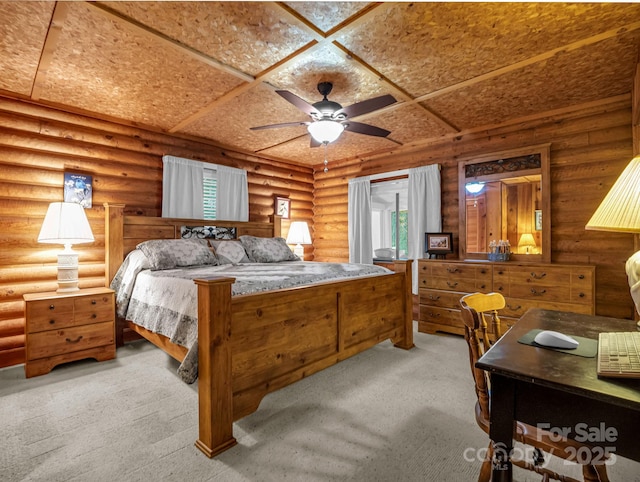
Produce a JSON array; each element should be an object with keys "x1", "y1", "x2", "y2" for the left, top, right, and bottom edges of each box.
[{"x1": 1, "y1": 327, "x2": 638, "y2": 482}]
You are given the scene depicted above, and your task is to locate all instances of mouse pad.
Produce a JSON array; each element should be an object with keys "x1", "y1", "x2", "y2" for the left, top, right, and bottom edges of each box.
[{"x1": 517, "y1": 329, "x2": 598, "y2": 358}]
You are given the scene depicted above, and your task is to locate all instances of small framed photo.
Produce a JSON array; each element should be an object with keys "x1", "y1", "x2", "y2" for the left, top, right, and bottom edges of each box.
[
  {"x1": 64, "y1": 172, "x2": 92, "y2": 208},
  {"x1": 275, "y1": 196, "x2": 290, "y2": 219},
  {"x1": 425, "y1": 232, "x2": 453, "y2": 255},
  {"x1": 535, "y1": 210, "x2": 543, "y2": 231}
]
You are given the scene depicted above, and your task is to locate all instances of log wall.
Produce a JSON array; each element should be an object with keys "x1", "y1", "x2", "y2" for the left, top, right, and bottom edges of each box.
[
  {"x1": 0, "y1": 95, "x2": 314, "y2": 369},
  {"x1": 313, "y1": 96, "x2": 636, "y2": 320}
]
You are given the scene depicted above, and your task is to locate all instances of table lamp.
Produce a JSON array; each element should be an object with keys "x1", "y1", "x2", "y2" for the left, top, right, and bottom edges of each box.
[
  {"x1": 585, "y1": 155, "x2": 640, "y2": 326},
  {"x1": 286, "y1": 221, "x2": 311, "y2": 258},
  {"x1": 38, "y1": 202, "x2": 94, "y2": 293},
  {"x1": 518, "y1": 233, "x2": 536, "y2": 254}
]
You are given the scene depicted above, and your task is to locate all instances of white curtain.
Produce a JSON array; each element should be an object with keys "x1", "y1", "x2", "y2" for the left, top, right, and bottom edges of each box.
[
  {"x1": 217, "y1": 164, "x2": 249, "y2": 221},
  {"x1": 162, "y1": 155, "x2": 206, "y2": 218},
  {"x1": 348, "y1": 176, "x2": 373, "y2": 264},
  {"x1": 408, "y1": 164, "x2": 441, "y2": 294}
]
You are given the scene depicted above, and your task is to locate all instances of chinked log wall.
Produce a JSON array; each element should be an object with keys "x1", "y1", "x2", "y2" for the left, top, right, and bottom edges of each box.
[
  {"x1": 313, "y1": 95, "x2": 636, "y2": 321},
  {"x1": 0, "y1": 95, "x2": 314, "y2": 369}
]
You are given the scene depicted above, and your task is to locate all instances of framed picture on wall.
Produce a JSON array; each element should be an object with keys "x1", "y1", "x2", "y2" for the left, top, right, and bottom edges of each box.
[
  {"x1": 275, "y1": 196, "x2": 290, "y2": 219},
  {"x1": 535, "y1": 210, "x2": 543, "y2": 231},
  {"x1": 425, "y1": 232, "x2": 453, "y2": 255},
  {"x1": 63, "y1": 172, "x2": 92, "y2": 208}
]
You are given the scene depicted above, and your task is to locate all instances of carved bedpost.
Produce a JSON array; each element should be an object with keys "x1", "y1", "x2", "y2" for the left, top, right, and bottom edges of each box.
[
  {"x1": 194, "y1": 277, "x2": 238, "y2": 458},
  {"x1": 393, "y1": 259, "x2": 414, "y2": 350},
  {"x1": 103, "y1": 203, "x2": 125, "y2": 287}
]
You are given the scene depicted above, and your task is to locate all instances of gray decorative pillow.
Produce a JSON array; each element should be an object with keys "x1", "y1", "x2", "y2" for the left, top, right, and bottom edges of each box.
[
  {"x1": 210, "y1": 240, "x2": 252, "y2": 265},
  {"x1": 137, "y1": 239, "x2": 217, "y2": 270},
  {"x1": 240, "y1": 235, "x2": 300, "y2": 263}
]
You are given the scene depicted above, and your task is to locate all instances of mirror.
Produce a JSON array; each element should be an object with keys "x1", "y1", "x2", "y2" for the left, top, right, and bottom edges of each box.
[{"x1": 458, "y1": 144, "x2": 551, "y2": 263}]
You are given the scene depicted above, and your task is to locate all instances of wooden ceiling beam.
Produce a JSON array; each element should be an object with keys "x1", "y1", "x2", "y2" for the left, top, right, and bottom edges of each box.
[{"x1": 31, "y1": 2, "x2": 70, "y2": 101}]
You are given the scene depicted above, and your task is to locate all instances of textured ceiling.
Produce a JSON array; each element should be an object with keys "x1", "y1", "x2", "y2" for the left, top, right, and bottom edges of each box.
[{"x1": 1, "y1": 1, "x2": 639, "y2": 169}]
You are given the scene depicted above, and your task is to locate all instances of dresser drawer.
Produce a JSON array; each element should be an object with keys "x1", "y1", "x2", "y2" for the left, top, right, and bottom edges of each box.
[
  {"x1": 426, "y1": 276, "x2": 491, "y2": 293},
  {"x1": 430, "y1": 262, "x2": 491, "y2": 281},
  {"x1": 26, "y1": 298, "x2": 75, "y2": 333},
  {"x1": 420, "y1": 289, "x2": 466, "y2": 310},
  {"x1": 419, "y1": 305, "x2": 463, "y2": 328},
  {"x1": 27, "y1": 321, "x2": 114, "y2": 360}
]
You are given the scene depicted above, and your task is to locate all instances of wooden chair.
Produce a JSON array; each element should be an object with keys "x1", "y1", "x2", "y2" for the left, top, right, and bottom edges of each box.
[{"x1": 459, "y1": 292, "x2": 610, "y2": 482}]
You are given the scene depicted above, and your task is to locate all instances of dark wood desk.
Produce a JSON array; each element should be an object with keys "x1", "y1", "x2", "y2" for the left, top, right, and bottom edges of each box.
[{"x1": 476, "y1": 308, "x2": 640, "y2": 481}]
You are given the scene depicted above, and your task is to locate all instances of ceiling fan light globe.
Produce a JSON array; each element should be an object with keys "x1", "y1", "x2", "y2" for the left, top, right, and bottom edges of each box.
[{"x1": 308, "y1": 120, "x2": 344, "y2": 144}]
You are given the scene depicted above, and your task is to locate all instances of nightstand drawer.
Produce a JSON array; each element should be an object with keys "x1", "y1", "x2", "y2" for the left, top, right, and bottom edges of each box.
[
  {"x1": 74, "y1": 293, "x2": 114, "y2": 322},
  {"x1": 27, "y1": 321, "x2": 114, "y2": 360},
  {"x1": 26, "y1": 298, "x2": 75, "y2": 333}
]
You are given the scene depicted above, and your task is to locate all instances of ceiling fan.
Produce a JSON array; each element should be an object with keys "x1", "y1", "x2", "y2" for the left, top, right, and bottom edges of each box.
[{"x1": 250, "y1": 82, "x2": 396, "y2": 147}]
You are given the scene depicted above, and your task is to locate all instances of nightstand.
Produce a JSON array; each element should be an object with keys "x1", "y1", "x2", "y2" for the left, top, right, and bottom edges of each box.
[{"x1": 23, "y1": 287, "x2": 116, "y2": 378}]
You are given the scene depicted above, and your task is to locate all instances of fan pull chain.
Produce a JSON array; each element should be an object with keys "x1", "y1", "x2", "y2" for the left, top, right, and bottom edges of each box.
[{"x1": 323, "y1": 142, "x2": 329, "y2": 173}]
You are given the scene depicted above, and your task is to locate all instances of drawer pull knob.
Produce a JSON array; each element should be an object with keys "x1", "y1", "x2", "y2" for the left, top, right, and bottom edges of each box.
[
  {"x1": 530, "y1": 272, "x2": 547, "y2": 279},
  {"x1": 579, "y1": 292, "x2": 585, "y2": 298},
  {"x1": 91, "y1": 314, "x2": 97, "y2": 319},
  {"x1": 91, "y1": 300, "x2": 97, "y2": 305},
  {"x1": 429, "y1": 295, "x2": 440, "y2": 301},
  {"x1": 65, "y1": 335, "x2": 83, "y2": 344},
  {"x1": 429, "y1": 312, "x2": 440, "y2": 318},
  {"x1": 446, "y1": 267, "x2": 459, "y2": 273},
  {"x1": 578, "y1": 274, "x2": 585, "y2": 280},
  {"x1": 480, "y1": 269, "x2": 486, "y2": 274},
  {"x1": 49, "y1": 304, "x2": 55, "y2": 310},
  {"x1": 480, "y1": 284, "x2": 485, "y2": 289},
  {"x1": 530, "y1": 288, "x2": 547, "y2": 296},
  {"x1": 497, "y1": 271, "x2": 503, "y2": 275},
  {"x1": 507, "y1": 304, "x2": 522, "y2": 310},
  {"x1": 49, "y1": 319, "x2": 55, "y2": 325},
  {"x1": 446, "y1": 281, "x2": 458, "y2": 288}
]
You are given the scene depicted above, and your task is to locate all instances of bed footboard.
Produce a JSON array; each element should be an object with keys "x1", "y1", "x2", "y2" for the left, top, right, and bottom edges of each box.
[{"x1": 192, "y1": 261, "x2": 413, "y2": 458}]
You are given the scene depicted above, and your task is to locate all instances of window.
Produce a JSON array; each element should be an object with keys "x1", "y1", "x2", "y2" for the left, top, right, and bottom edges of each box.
[
  {"x1": 203, "y1": 168, "x2": 217, "y2": 220},
  {"x1": 371, "y1": 178, "x2": 408, "y2": 258}
]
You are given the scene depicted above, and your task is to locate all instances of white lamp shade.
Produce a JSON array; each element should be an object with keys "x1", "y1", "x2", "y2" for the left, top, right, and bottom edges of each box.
[
  {"x1": 307, "y1": 120, "x2": 345, "y2": 144},
  {"x1": 38, "y1": 202, "x2": 94, "y2": 245},
  {"x1": 286, "y1": 221, "x2": 312, "y2": 245},
  {"x1": 585, "y1": 156, "x2": 640, "y2": 233}
]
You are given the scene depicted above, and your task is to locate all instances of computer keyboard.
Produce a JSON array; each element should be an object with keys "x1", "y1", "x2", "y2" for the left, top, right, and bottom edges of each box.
[{"x1": 597, "y1": 331, "x2": 640, "y2": 378}]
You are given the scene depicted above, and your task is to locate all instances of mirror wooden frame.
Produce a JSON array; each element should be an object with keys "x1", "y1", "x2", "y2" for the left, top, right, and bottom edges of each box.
[{"x1": 458, "y1": 143, "x2": 551, "y2": 263}]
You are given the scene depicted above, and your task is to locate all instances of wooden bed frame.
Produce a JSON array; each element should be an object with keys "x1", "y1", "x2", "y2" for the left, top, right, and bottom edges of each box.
[{"x1": 104, "y1": 203, "x2": 414, "y2": 458}]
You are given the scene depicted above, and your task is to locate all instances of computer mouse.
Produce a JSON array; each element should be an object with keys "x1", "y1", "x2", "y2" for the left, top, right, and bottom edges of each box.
[{"x1": 533, "y1": 330, "x2": 579, "y2": 349}]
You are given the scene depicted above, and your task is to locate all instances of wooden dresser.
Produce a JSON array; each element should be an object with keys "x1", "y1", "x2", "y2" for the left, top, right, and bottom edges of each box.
[
  {"x1": 418, "y1": 259, "x2": 595, "y2": 336},
  {"x1": 24, "y1": 287, "x2": 116, "y2": 377}
]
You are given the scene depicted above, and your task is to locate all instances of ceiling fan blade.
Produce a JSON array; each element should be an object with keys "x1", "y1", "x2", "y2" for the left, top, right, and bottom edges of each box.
[
  {"x1": 276, "y1": 90, "x2": 320, "y2": 116},
  {"x1": 250, "y1": 121, "x2": 309, "y2": 131},
  {"x1": 335, "y1": 94, "x2": 396, "y2": 119},
  {"x1": 344, "y1": 121, "x2": 391, "y2": 138}
]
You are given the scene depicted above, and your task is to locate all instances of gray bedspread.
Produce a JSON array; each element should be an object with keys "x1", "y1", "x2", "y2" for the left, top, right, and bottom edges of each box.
[{"x1": 111, "y1": 251, "x2": 391, "y2": 383}]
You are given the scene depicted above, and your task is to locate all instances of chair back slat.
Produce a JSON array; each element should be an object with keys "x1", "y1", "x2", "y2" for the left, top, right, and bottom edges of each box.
[{"x1": 459, "y1": 292, "x2": 506, "y2": 426}]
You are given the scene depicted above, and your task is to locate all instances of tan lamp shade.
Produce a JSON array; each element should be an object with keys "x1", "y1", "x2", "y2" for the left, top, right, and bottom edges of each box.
[
  {"x1": 518, "y1": 233, "x2": 536, "y2": 254},
  {"x1": 585, "y1": 156, "x2": 640, "y2": 233}
]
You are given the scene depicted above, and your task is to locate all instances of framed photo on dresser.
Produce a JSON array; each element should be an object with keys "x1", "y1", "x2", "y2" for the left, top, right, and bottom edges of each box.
[{"x1": 425, "y1": 232, "x2": 453, "y2": 256}]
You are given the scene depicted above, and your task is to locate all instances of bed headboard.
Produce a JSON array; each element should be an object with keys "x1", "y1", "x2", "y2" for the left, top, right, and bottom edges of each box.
[{"x1": 103, "y1": 203, "x2": 282, "y2": 286}]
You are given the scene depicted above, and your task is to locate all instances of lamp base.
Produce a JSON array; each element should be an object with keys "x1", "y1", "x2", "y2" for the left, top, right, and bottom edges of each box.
[
  {"x1": 57, "y1": 249, "x2": 80, "y2": 293},
  {"x1": 293, "y1": 244, "x2": 304, "y2": 258}
]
